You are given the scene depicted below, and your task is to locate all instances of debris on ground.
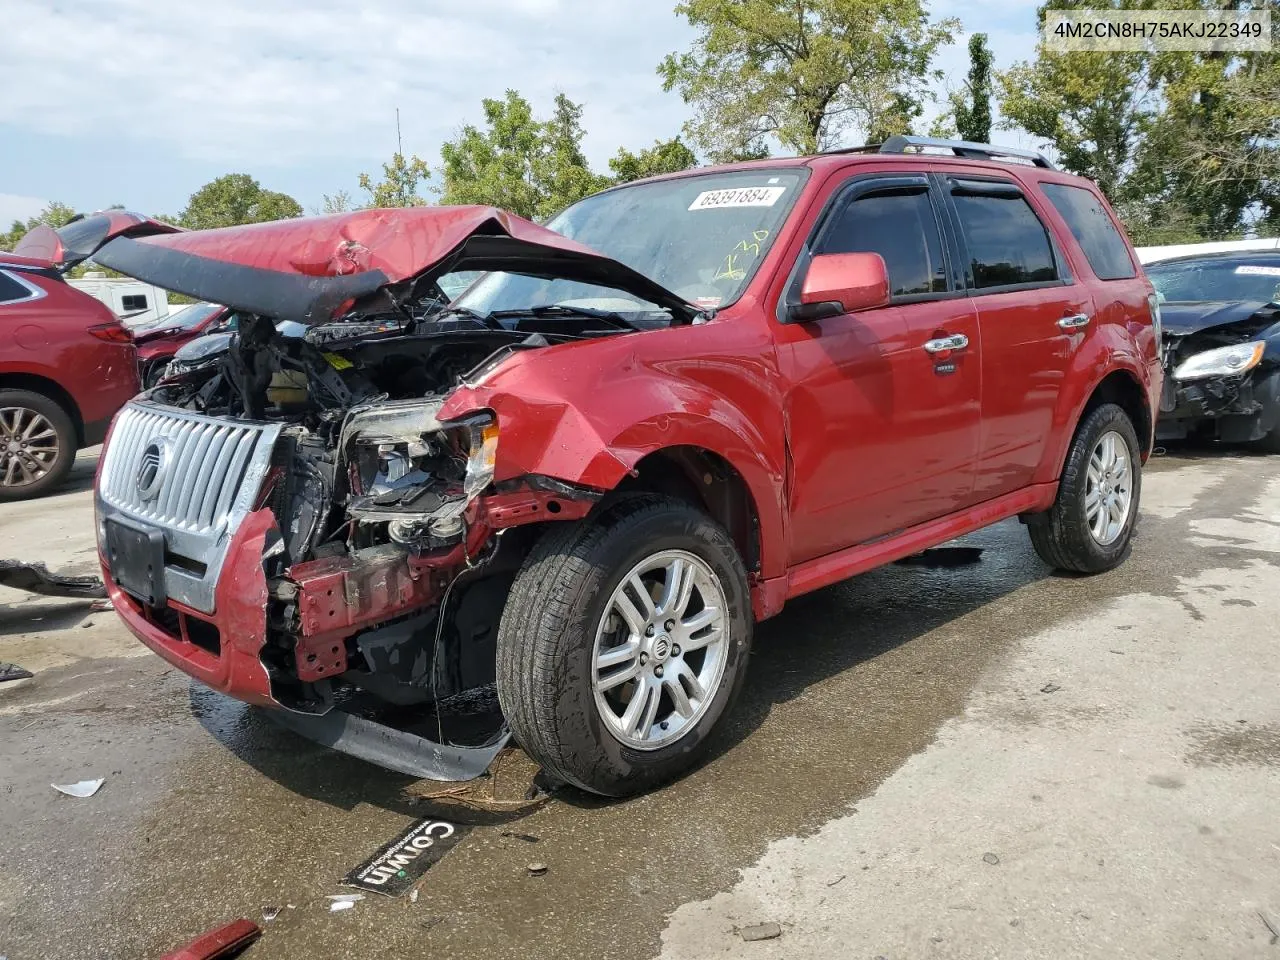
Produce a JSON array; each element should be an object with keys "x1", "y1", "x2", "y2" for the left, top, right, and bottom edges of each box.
[
  {"x1": 51, "y1": 778, "x2": 105, "y2": 798},
  {"x1": 826, "y1": 875, "x2": 846, "y2": 887},
  {"x1": 420, "y1": 916, "x2": 445, "y2": 932},
  {"x1": 895, "y1": 547, "x2": 984, "y2": 568},
  {"x1": 1040, "y1": 683, "x2": 1062, "y2": 694},
  {"x1": 409, "y1": 889, "x2": 419, "y2": 904},
  {"x1": 501, "y1": 830, "x2": 541, "y2": 843},
  {"x1": 327, "y1": 893, "x2": 364, "y2": 908},
  {"x1": 0, "y1": 663, "x2": 34, "y2": 684},
  {"x1": 158, "y1": 918, "x2": 261, "y2": 960},
  {"x1": 0, "y1": 560, "x2": 106, "y2": 599},
  {"x1": 89, "y1": 597, "x2": 114, "y2": 612},
  {"x1": 526, "y1": 862, "x2": 548, "y2": 876},
  {"x1": 261, "y1": 906, "x2": 281, "y2": 923},
  {"x1": 1258, "y1": 910, "x2": 1280, "y2": 945},
  {"x1": 983, "y1": 852, "x2": 1000, "y2": 865},
  {"x1": 739, "y1": 922, "x2": 782, "y2": 942},
  {"x1": 344, "y1": 818, "x2": 470, "y2": 897}
]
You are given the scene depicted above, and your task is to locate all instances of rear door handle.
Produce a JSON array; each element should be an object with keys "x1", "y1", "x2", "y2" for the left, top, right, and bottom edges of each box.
[
  {"x1": 923, "y1": 333, "x2": 969, "y2": 354},
  {"x1": 1058, "y1": 314, "x2": 1091, "y2": 330}
]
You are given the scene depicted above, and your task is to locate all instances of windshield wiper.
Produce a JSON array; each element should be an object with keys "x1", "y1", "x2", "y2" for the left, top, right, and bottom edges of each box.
[{"x1": 489, "y1": 304, "x2": 641, "y2": 330}]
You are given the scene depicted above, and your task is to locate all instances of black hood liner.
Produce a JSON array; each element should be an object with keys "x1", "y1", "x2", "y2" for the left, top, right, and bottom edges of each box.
[{"x1": 95, "y1": 236, "x2": 391, "y2": 325}]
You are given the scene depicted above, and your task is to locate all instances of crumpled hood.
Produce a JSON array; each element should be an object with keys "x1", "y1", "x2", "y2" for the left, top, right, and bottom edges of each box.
[
  {"x1": 65, "y1": 207, "x2": 699, "y2": 325},
  {"x1": 1161, "y1": 299, "x2": 1280, "y2": 337},
  {"x1": 13, "y1": 211, "x2": 179, "y2": 267}
]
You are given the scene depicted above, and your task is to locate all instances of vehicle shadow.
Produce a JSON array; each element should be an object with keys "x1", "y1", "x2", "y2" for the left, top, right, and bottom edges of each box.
[
  {"x1": 0, "y1": 598, "x2": 96, "y2": 634},
  {"x1": 196, "y1": 518, "x2": 1052, "y2": 818}
]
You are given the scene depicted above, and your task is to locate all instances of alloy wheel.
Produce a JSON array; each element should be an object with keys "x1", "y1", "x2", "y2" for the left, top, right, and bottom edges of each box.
[
  {"x1": 1085, "y1": 430, "x2": 1133, "y2": 546},
  {"x1": 591, "y1": 549, "x2": 729, "y2": 750},
  {"x1": 0, "y1": 406, "x2": 60, "y2": 489}
]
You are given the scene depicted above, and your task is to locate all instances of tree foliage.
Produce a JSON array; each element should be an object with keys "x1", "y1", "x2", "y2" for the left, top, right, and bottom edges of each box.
[
  {"x1": 0, "y1": 201, "x2": 77, "y2": 252},
  {"x1": 438, "y1": 90, "x2": 608, "y2": 220},
  {"x1": 953, "y1": 33, "x2": 993, "y2": 143},
  {"x1": 608, "y1": 137, "x2": 699, "y2": 183},
  {"x1": 998, "y1": 1, "x2": 1155, "y2": 200},
  {"x1": 178, "y1": 174, "x2": 302, "y2": 230},
  {"x1": 659, "y1": 0, "x2": 957, "y2": 159},
  {"x1": 358, "y1": 154, "x2": 432, "y2": 208}
]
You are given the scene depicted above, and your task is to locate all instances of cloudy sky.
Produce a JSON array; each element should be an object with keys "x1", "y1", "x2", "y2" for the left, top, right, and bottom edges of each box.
[{"x1": 0, "y1": 0, "x2": 1042, "y2": 226}]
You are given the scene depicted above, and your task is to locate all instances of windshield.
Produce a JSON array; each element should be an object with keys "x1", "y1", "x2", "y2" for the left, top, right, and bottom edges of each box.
[
  {"x1": 454, "y1": 169, "x2": 807, "y2": 317},
  {"x1": 137, "y1": 302, "x2": 221, "y2": 332},
  {"x1": 1147, "y1": 259, "x2": 1280, "y2": 304}
]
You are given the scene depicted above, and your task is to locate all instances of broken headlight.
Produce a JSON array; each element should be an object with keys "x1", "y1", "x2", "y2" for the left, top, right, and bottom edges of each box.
[
  {"x1": 342, "y1": 404, "x2": 498, "y2": 547},
  {"x1": 1172, "y1": 341, "x2": 1265, "y2": 381}
]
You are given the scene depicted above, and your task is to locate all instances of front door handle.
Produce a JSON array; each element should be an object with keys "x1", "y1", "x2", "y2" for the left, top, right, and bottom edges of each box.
[
  {"x1": 923, "y1": 333, "x2": 969, "y2": 354},
  {"x1": 1058, "y1": 314, "x2": 1091, "y2": 330}
]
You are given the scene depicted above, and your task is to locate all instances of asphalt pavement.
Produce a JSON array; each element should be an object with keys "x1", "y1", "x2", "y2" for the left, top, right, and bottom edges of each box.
[{"x1": 1, "y1": 446, "x2": 1277, "y2": 959}]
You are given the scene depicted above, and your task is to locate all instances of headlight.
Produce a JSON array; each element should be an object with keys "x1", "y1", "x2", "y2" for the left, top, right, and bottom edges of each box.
[
  {"x1": 462, "y1": 415, "x2": 499, "y2": 497},
  {"x1": 1147, "y1": 293, "x2": 1162, "y2": 346},
  {"x1": 1173, "y1": 341, "x2": 1266, "y2": 381}
]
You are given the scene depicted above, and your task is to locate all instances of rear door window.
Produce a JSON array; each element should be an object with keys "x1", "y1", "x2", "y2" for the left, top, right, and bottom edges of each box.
[
  {"x1": 1041, "y1": 183, "x2": 1135, "y2": 280},
  {"x1": 818, "y1": 188, "x2": 948, "y2": 297},
  {"x1": 950, "y1": 181, "x2": 1058, "y2": 289}
]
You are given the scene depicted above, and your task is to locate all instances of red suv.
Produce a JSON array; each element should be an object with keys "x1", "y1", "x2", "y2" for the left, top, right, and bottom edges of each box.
[
  {"x1": 0, "y1": 251, "x2": 141, "y2": 499},
  {"x1": 84, "y1": 138, "x2": 1159, "y2": 796}
]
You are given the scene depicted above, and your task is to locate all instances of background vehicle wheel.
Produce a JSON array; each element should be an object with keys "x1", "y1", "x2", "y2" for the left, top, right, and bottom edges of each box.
[
  {"x1": 143, "y1": 358, "x2": 172, "y2": 389},
  {"x1": 496, "y1": 495, "x2": 753, "y2": 797},
  {"x1": 1028, "y1": 402, "x2": 1141, "y2": 574},
  {"x1": 0, "y1": 389, "x2": 77, "y2": 502}
]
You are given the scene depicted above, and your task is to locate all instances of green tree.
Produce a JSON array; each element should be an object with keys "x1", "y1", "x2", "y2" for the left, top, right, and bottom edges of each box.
[
  {"x1": 953, "y1": 33, "x2": 993, "y2": 143},
  {"x1": 358, "y1": 153, "x2": 432, "y2": 208},
  {"x1": 0, "y1": 201, "x2": 78, "y2": 252},
  {"x1": 179, "y1": 174, "x2": 302, "y2": 230},
  {"x1": 998, "y1": 1, "x2": 1156, "y2": 200},
  {"x1": 658, "y1": 0, "x2": 957, "y2": 160},
  {"x1": 608, "y1": 137, "x2": 698, "y2": 183},
  {"x1": 439, "y1": 90, "x2": 608, "y2": 220},
  {"x1": 320, "y1": 189, "x2": 355, "y2": 214}
]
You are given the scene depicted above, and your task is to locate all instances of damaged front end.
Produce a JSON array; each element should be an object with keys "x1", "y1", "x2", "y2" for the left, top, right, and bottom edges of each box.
[
  {"x1": 1157, "y1": 301, "x2": 1280, "y2": 442},
  {"x1": 88, "y1": 206, "x2": 689, "y2": 778}
]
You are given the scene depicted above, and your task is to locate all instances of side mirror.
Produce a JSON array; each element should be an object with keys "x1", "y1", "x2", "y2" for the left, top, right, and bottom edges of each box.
[{"x1": 790, "y1": 252, "x2": 890, "y2": 322}]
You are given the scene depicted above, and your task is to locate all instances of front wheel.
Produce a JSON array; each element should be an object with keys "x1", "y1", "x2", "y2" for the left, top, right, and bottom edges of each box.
[
  {"x1": 1028, "y1": 402, "x2": 1141, "y2": 573},
  {"x1": 496, "y1": 495, "x2": 753, "y2": 797}
]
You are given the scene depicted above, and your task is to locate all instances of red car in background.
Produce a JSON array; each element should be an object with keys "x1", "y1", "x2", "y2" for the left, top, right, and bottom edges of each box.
[
  {"x1": 1, "y1": 212, "x2": 177, "y2": 499},
  {"x1": 132, "y1": 302, "x2": 229, "y2": 387}
]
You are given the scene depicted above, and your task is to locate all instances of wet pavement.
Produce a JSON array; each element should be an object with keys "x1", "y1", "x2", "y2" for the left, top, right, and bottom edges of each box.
[{"x1": 1, "y1": 447, "x2": 1278, "y2": 959}]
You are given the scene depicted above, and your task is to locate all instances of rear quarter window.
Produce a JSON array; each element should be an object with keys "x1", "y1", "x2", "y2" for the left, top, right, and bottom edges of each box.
[
  {"x1": 0, "y1": 271, "x2": 38, "y2": 304},
  {"x1": 1040, "y1": 182, "x2": 1136, "y2": 281}
]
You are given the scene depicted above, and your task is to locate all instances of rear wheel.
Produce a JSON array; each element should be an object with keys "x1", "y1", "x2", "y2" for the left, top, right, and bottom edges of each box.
[
  {"x1": 0, "y1": 390, "x2": 77, "y2": 501},
  {"x1": 1028, "y1": 403, "x2": 1141, "y2": 573},
  {"x1": 496, "y1": 495, "x2": 753, "y2": 797}
]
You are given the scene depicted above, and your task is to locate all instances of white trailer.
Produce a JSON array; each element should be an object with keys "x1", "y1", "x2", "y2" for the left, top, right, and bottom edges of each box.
[{"x1": 68, "y1": 272, "x2": 172, "y2": 328}]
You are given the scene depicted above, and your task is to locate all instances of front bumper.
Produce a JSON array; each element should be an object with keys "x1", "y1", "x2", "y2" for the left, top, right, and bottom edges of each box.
[{"x1": 1157, "y1": 366, "x2": 1280, "y2": 441}]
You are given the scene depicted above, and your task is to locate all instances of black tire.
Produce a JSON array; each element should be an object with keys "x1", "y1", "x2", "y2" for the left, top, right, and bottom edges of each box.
[
  {"x1": 496, "y1": 495, "x2": 753, "y2": 797},
  {"x1": 0, "y1": 389, "x2": 77, "y2": 502},
  {"x1": 143, "y1": 357, "x2": 173, "y2": 389},
  {"x1": 1028, "y1": 402, "x2": 1141, "y2": 573}
]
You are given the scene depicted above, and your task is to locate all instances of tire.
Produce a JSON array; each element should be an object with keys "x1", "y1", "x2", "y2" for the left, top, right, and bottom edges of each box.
[
  {"x1": 0, "y1": 389, "x2": 77, "y2": 502},
  {"x1": 1028, "y1": 402, "x2": 1141, "y2": 574},
  {"x1": 143, "y1": 357, "x2": 173, "y2": 389},
  {"x1": 496, "y1": 495, "x2": 753, "y2": 797},
  {"x1": 1253, "y1": 427, "x2": 1280, "y2": 454}
]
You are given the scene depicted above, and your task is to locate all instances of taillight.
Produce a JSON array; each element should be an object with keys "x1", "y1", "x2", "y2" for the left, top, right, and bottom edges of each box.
[{"x1": 88, "y1": 323, "x2": 133, "y2": 344}]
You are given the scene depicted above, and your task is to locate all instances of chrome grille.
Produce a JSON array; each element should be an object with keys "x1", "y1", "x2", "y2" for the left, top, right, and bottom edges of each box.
[{"x1": 97, "y1": 400, "x2": 284, "y2": 613}]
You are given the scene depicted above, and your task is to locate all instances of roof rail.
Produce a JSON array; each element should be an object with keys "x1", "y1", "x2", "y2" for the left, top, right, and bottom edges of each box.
[{"x1": 878, "y1": 135, "x2": 1055, "y2": 169}]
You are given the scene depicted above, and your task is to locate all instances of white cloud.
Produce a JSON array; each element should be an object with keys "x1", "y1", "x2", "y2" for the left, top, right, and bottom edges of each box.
[
  {"x1": 0, "y1": 193, "x2": 48, "y2": 226},
  {"x1": 0, "y1": 0, "x2": 697, "y2": 170}
]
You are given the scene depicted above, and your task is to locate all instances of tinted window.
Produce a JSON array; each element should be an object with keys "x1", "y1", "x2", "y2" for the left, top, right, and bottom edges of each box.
[
  {"x1": 819, "y1": 189, "x2": 947, "y2": 296},
  {"x1": 952, "y1": 185, "x2": 1057, "y2": 288},
  {"x1": 1041, "y1": 183, "x2": 1135, "y2": 280},
  {"x1": 0, "y1": 271, "x2": 34, "y2": 304},
  {"x1": 121, "y1": 293, "x2": 148, "y2": 311}
]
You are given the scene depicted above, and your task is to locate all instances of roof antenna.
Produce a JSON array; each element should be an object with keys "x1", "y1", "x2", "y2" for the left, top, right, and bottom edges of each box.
[{"x1": 396, "y1": 107, "x2": 405, "y2": 206}]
